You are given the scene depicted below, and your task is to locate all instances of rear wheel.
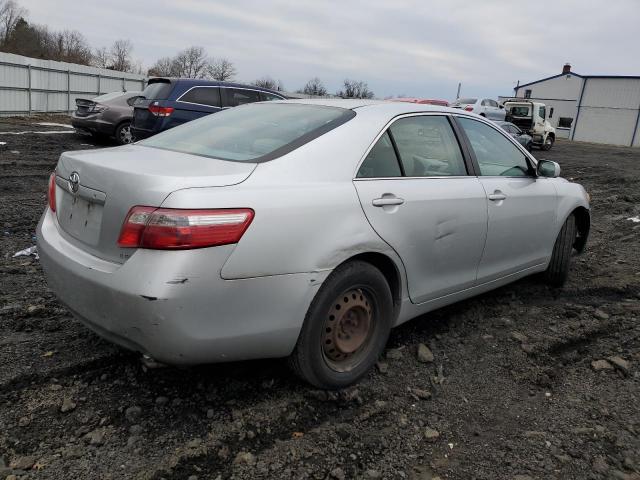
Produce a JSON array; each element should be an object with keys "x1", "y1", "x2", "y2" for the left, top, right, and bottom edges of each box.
[
  {"x1": 544, "y1": 214, "x2": 576, "y2": 287},
  {"x1": 289, "y1": 261, "x2": 393, "y2": 389},
  {"x1": 115, "y1": 121, "x2": 134, "y2": 145},
  {"x1": 541, "y1": 134, "x2": 554, "y2": 151}
]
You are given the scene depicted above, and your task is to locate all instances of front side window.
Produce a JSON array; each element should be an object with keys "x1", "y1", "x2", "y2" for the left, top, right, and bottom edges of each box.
[
  {"x1": 457, "y1": 117, "x2": 531, "y2": 177},
  {"x1": 179, "y1": 87, "x2": 221, "y2": 107},
  {"x1": 141, "y1": 103, "x2": 355, "y2": 162},
  {"x1": 389, "y1": 116, "x2": 467, "y2": 177},
  {"x1": 356, "y1": 132, "x2": 402, "y2": 178},
  {"x1": 224, "y1": 88, "x2": 261, "y2": 107},
  {"x1": 539, "y1": 106, "x2": 546, "y2": 119}
]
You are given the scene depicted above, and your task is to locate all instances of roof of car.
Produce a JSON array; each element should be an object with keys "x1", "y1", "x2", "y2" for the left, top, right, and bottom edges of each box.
[
  {"x1": 276, "y1": 98, "x2": 464, "y2": 116},
  {"x1": 147, "y1": 77, "x2": 284, "y2": 94}
]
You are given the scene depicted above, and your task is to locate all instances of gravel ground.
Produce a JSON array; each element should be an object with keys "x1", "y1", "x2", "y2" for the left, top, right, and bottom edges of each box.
[{"x1": 1, "y1": 116, "x2": 639, "y2": 480}]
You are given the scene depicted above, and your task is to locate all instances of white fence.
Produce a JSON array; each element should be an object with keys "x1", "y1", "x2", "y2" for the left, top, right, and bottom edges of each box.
[{"x1": 0, "y1": 52, "x2": 147, "y2": 116}]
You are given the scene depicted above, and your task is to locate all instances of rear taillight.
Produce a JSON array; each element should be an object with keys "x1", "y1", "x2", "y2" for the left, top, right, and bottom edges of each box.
[
  {"x1": 117, "y1": 207, "x2": 254, "y2": 250},
  {"x1": 148, "y1": 104, "x2": 174, "y2": 117},
  {"x1": 464, "y1": 105, "x2": 474, "y2": 112},
  {"x1": 48, "y1": 172, "x2": 56, "y2": 212}
]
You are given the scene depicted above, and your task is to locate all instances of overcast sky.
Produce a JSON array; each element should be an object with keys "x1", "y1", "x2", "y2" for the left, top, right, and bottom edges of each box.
[{"x1": 17, "y1": 0, "x2": 640, "y2": 99}]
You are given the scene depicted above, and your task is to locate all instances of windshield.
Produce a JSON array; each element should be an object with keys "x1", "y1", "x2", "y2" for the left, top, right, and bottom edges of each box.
[
  {"x1": 456, "y1": 98, "x2": 477, "y2": 104},
  {"x1": 140, "y1": 80, "x2": 172, "y2": 100},
  {"x1": 141, "y1": 103, "x2": 356, "y2": 162}
]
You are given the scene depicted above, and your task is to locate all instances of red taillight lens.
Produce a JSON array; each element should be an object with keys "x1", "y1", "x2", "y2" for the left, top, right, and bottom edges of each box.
[
  {"x1": 48, "y1": 172, "x2": 57, "y2": 212},
  {"x1": 148, "y1": 104, "x2": 174, "y2": 117},
  {"x1": 117, "y1": 207, "x2": 255, "y2": 250},
  {"x1": 464, "y1": 105, "x2": 474, "y2": 112}
]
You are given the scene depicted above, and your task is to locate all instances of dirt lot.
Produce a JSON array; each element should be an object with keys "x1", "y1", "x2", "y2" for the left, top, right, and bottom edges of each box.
[{"x1": 1, "y1": 116, "x2": 639, "y2": 480}]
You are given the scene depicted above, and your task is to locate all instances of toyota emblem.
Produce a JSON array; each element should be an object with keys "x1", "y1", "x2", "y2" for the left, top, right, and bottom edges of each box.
[{"x1": 68, "y1": 171, "x2": 80, "y2": 194}]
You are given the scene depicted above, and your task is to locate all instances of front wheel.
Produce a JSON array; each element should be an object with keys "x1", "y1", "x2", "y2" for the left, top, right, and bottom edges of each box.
[
  {"x1": 115, "y1": 121, "x2": 134, "y2": 145},
  {"x1": 288, "y1": 261, "x2": 393, "y2": 389},
  {"x1": 541, "y1": 134, "x2": 554, "y2": 151},
  {"x1": 544, "y1": 215, "x2": 576, "y2": 287}
]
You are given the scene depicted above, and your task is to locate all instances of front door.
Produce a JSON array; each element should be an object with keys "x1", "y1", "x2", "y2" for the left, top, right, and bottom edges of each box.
[
  {"x1": 353, "y1": 115, "x2": 488, "y2": 304},
  {"x1": 456, "y1": 116, "x2": 558, "y2": 283}
]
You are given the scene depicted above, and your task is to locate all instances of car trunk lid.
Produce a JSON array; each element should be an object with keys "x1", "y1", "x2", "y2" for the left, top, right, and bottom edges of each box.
[
  {"x1": 53, "y1": 145, "x2": 257, "y2": 264},
  {"x1": 75, "y1": 99, "x2": 99, "y2": 117}
]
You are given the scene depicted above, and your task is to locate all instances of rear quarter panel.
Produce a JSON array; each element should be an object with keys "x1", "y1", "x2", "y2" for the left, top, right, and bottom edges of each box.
[{"x1": 159, "y1": 113, "x2": 404, "y2": 280}]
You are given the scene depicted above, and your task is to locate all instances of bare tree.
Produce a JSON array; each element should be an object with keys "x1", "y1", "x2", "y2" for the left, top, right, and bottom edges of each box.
[
  {"x1": 52, "y1": 30, "x2": 92, "y2": 64},
  {"x1": 110, "y1": 38, "x2": 133, "y2": 72},
  {"x1": 299, "y1": 77, "x2": 327, "y2": 96},
  {"x1": 336, "y1": 79, "x2": 374, "y2": 99},
  {"x1": 207, "y1": 57, "x2": 236, "y2": 81},
  {"x1": 172, "y1": 46, "x2": 209, "y2": 78},
  {"x1": 253, "y1": 76, "x2": 284, "y2": 91},
  {"x1": 92, "y1": 46, "x2": 110, "y2": 69},
  {"x1": 148, "y1": 56, "x2": 175, "y2": 77},
  {"x1": 0, "y1": 0, "x2": 26, "y2": 45}
]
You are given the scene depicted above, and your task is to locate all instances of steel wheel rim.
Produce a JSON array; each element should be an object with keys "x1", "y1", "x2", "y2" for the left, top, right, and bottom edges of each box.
[
  {"x1": 322, "y1": 288, "x2": 375, "y2": 373},
  {"x1": 120, "y1": 125, "x2": 133, "y2": 143}
]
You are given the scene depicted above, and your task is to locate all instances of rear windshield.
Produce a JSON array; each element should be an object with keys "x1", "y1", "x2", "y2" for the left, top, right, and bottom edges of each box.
[
  {"x1": 509, "y1": 106, "x2": 531, "y2": 117},
  {"x1": 93, "y1": 91, "x2": 126, "y2": 102},
  {"x1": 140, "y1": 80, "x2": 173, "y2": 100},
  {"x1": 456, "y1": 98, "x2": 477, "y2": 104},
  {"x1": 140, "y1": 103, "x2": 355, "y2": 162}
]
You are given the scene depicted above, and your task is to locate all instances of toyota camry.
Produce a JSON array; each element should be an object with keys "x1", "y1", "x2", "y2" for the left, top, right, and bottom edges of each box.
[{"x1": 38, "y1": 99, "x2": 590, "y2": 389}]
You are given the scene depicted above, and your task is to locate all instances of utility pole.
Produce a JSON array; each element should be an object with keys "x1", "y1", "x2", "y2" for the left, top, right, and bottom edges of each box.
[{"x1": 456, "y1": 82, "x2": 461, "y2": 99}]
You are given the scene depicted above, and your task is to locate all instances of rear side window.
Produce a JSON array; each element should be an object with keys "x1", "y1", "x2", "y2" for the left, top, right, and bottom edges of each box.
[
  {"x1": 224, "y1": 88, "x2": 261, "y2": 107},
  {"x1": 141, "y1": 103, "x2": 355, "y2": 162},
  {"x1": 357, "y1": 132, "x2": 402, "y2": 178},
  {"x1": 458, "y1": 117, "x2": 531, "y2": 177},
  {"x1": 179, "y1": 87, "x2": 221, "y2": 107},
  {"x1": 141, "y1": 80, "x2": 172, "y2": 100},
  {"x1": 390, "y1": 116, "x2": 466, "y2": 177}
]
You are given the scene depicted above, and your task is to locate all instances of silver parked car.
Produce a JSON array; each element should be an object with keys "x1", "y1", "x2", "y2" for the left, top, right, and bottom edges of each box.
[
  {"x1": 38, "y1": 100, "x2": 590, "y2": 389},
  {"x1": 450, "y1": 97, "x2": 506, "y2": 121}
]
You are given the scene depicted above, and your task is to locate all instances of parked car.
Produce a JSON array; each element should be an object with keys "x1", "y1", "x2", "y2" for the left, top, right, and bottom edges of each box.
[
  {"x1": 71, "y1": 91, "x2": 141, "y2": 145},
  {"x1": 503, "y1": 99, "x2": 556, "y2": 150},
  {"x1": 131, "y1": 78, "x2": 286, "y2": 140},
  {"x1": 450, "y1": 97, "x2": 506, "y2": 120},
  {"x1": 38, "y1": 100, "x2": 590, "y2": 389},
  {"x1": 495, "y1": 121, "x2": 533, "y2": 151},
  {"x1": 392, "y1": 97, "x2": 449, "y2": 107}
]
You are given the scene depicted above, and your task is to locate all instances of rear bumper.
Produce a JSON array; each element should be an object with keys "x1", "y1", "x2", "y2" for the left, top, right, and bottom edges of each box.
[
  {"x1": 131, "y1": 126, "x2": 155, "y2": 140},
  {"x1": 37, "y1": 209, "x2": 327, "y2": 364},
  {"x1": 71, "y1": 114, "x2": 115, "y2": 136}
]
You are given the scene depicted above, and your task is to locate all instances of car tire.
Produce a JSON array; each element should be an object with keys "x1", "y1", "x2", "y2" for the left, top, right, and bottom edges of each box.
[
  {"x1": 541, "y1": 134, "x2": 554, "y2": 151},
  {"x1": 544, "y1": 214, "x2": 576, "y2": 287},
  {"x1": 288, "y1": 260, "x2": 394, "y2": 389},
  {"x1": 115, "y1": 121, "x2": 134, "y2": 145}
]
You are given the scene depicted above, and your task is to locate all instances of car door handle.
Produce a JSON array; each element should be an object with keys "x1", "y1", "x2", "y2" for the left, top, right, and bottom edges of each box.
[
  {"x1": 488, "y1": 191, "x2": 507, "y2": 201},
  {"x1": 372, "y1": 197, "x2": 405, "y2": 207}
]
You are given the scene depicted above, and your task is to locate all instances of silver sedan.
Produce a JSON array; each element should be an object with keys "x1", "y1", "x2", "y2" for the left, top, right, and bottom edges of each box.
[{"x1": 38, "y1": 100, "x2": 590, "y2": 389}]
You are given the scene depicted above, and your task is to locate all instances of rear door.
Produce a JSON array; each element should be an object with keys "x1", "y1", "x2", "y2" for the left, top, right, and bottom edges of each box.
[
  {"x1": 173, "y1": 86, "x2": 222, "y2": 125},
  {"x1": 455, "y1": 116, "x2": 557, "y2": 282},
  {"x1": 353, "y1": 114, "x2": 488, "y2": 304}
]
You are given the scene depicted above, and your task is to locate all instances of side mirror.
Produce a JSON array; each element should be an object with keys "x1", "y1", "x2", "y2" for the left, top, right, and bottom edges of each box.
[
  {"x1": 499, "y1": 104, "x2": 504, "y2": 109},
  {"x1": 537, "y1": 159, "x2": 561, "y2": 178}
]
